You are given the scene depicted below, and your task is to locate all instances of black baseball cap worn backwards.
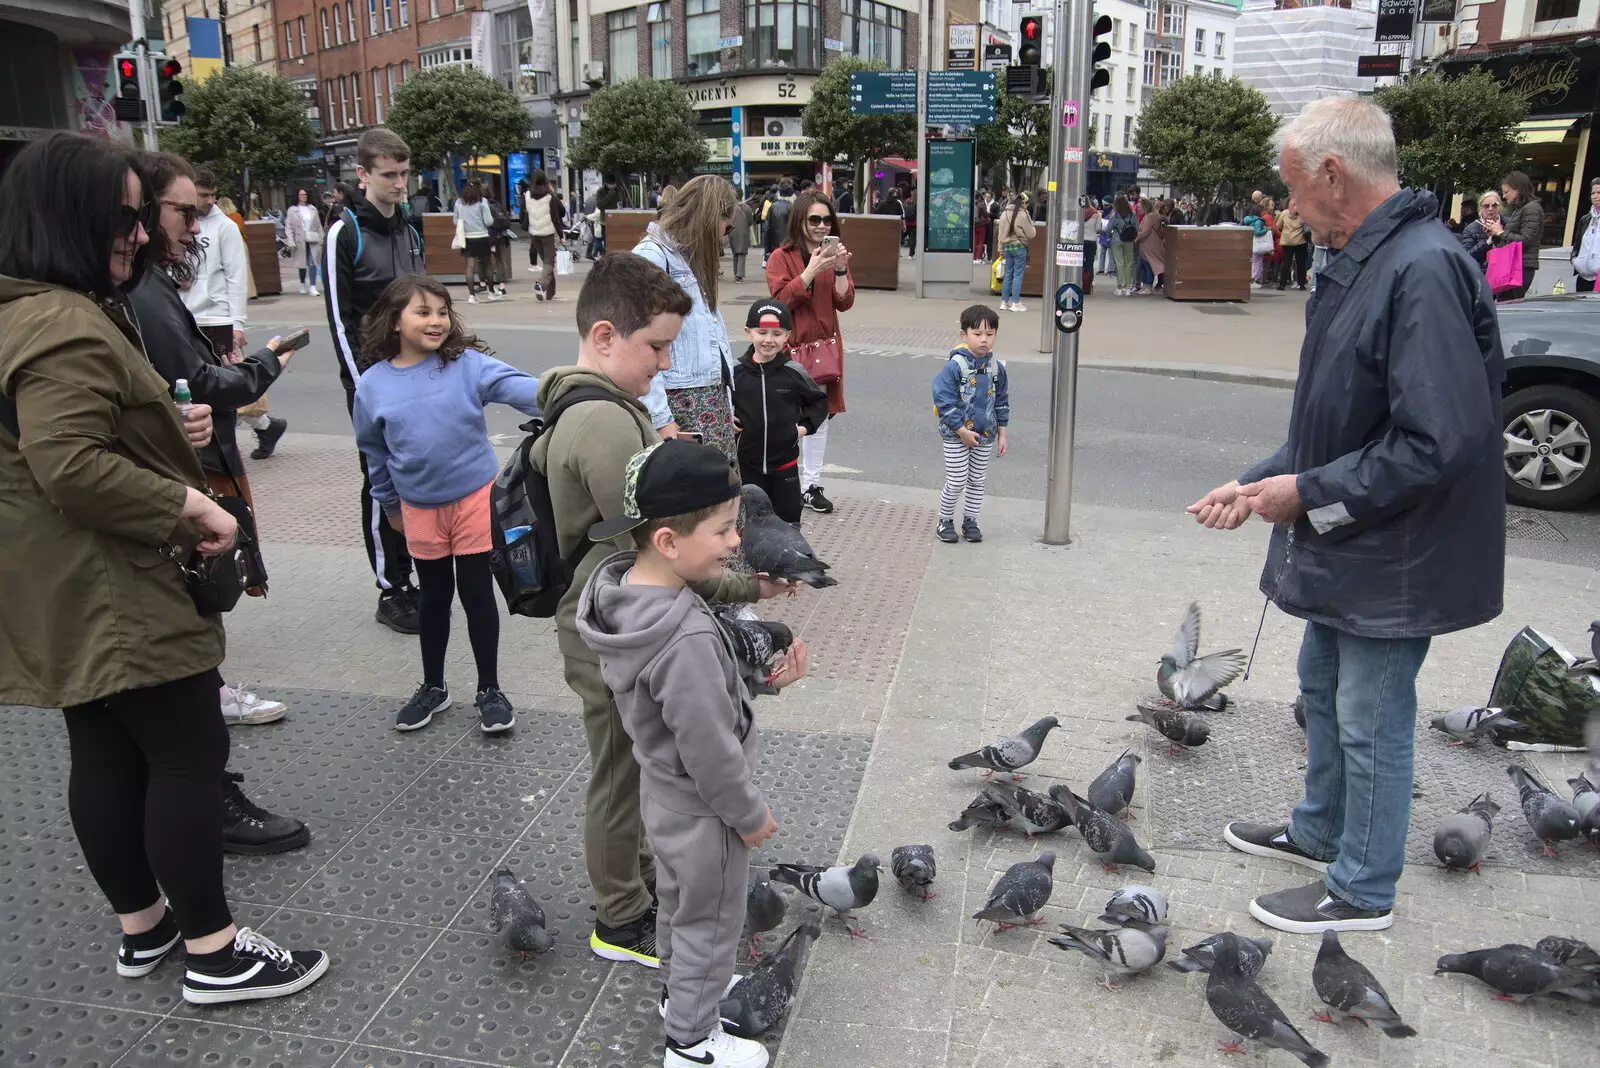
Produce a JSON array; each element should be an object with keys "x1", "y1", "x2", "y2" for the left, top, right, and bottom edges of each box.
[
  {"x1": 587, "y1": 439, "x2": 741, "y2": 542},
  {"x1": 746, "y1": 299, "x2": 793, "y2": 331}
]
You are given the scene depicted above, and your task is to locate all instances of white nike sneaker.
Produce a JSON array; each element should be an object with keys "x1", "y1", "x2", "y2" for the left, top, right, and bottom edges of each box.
[
  {"x1": 662, "y1": 1024, "x2": 767, "y2": 1068},
  {"x1": 220, "y1": 686, "x2": 288, "y2": 725}
]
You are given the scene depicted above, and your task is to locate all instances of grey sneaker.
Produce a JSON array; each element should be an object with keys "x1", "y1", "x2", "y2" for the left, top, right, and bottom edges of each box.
[
  {"x1": 1249, "y1": 879, "x2": 1393, "y2": 934},
  {"x1": 1223, "y1": 822, "x2": 1330, "y2": 872},
  {"x1": 935, "y1": 519, "x2": 958, "y2": 544},
  {"x1": 961, "y1": 517, "x2": 983, "y2": 543}
]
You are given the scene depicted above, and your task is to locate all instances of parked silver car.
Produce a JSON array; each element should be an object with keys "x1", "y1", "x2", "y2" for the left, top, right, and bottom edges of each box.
[{"x1": 1497, "y1": 293, "x2": 1600, "y2": 510}]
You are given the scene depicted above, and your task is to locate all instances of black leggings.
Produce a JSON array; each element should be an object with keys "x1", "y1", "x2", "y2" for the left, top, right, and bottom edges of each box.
[
  {"x1": 745, "y1": 465, "x2": 804, "y2": 525},
  {"x1": 416, "y1": 552, "x2": 500, "y2": 693},
  {"x1": 62, "y1": 668, "x2": 233, "y2": 940}
]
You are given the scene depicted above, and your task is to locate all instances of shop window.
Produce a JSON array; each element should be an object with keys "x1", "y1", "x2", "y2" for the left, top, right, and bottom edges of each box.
[
  {"x1": 745, "y1": 0, "x2": 821, "y2": 70},
  {"x1": 649, "y1": 3, "x2": 672, "y2": 79},
  {"x1": 608, "y1": 9, "x2": 638, "y2": 83},
  {"x1": 687, "y1": 0, "x2": 721, "y2": 75}
]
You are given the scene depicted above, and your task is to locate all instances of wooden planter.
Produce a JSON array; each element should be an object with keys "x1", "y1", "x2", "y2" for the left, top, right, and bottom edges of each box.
[
  {"x1": 836, "y1": 214, "x2": 901, "y2": 290},
  {"x1": 243, "y1": 221, "x2": 282, "y2": 297},
  {"x1": 607, "y1": 210, "x2": 657, "y2": 257},
  {"x1": 1163, "y1": 225, "x2": 1252, "y2": 301}
]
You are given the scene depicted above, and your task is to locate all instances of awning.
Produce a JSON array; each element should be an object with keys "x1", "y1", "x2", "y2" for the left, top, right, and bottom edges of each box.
[{"x1": 1516, "y1": 118, "x2": 1579, "y2": 144}]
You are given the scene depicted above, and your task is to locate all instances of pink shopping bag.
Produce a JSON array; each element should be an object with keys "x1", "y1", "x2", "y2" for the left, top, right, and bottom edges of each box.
[{"x1": 1486, "y1": 243, "x2": 1523, "y2": 294}]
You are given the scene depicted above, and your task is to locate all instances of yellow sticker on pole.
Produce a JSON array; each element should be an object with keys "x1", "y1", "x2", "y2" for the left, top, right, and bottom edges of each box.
[{"x1": 1048, "y1": 181, "x2": 1057, "y2": 192}]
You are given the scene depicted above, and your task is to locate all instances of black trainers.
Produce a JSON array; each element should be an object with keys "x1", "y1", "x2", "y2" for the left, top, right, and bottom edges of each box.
[
  {"x1": 475, "y1": 687, "x2": 515, "y2": 733},
  {"x1": 803, "y1": 486, "x2": 835, "y2": 514},
  {"x1": 375, "y1": 588, "x2": 421, "y2": 635},
  {"x1": 935, "y1": 519, "x2": 958, "y2": 544},
  {"x1": 396, "y1": 683, "x2": 450, "y2": 731},
  {"x1": 962, "y1": 516, "x2": 983, "y2": 543},
  {"x1": 222, "y1": 771, "x2": 310, "y2": 855},
  {"x1": 1224, "y1": 821, "x2": 1330, "y2": 872},
  {"x1": 182, "y1": 927, "x2": 329, "y2": 1004},
  {"x1": 249, "y1": 416, "x2": 288, "y2": 459},
  {"x1": 117, "y1": 906, "x2": 181, "y2": 978},
  {"x1": 591, "y1": 904, "x2": 659, "y2": 968},
  {"x1": 1249, "y1": 879, "x2": 1394, "y2": 934}
]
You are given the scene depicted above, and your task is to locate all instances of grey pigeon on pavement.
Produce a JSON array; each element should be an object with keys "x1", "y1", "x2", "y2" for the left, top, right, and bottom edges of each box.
[
  {"x1": 1099, "y1": 884, "x2": 1168, "y2": 926},
  {"x1": 1590, "y1": 620, "x2": 1600, "y2": 664},
  {"x1": 1312, "y1": 930, "x2": 1416, "y2": 1038},
  {"x1": 1087, "y1": 749, "x2": 1141, "y2": 818},
  {"x1": 1433, "y1": 792, "x2": 1500, "y2": 873},
  {"x1": 740, "y1": 484, "x2": 837, "y2": 587},
  {"x1": 1429, "y1": 706, "x2": 1521, "y2": 746},
  {"x1": 890, "y1": 844, "x2": 937, "y2": 900},
  {"x1": 1206, "y1": 934, "x2": 1330, "y2": 1067},
  {"x1": 972, "y1": 852, "x2": 1056, "y2": 931},
  {"x1": 1050, "y1": 920, "x2": 1169, "y2": 988},
  {"x1": 1535, "y1": 935, "x2": 1600, "y2": 974},
  {"x1": 1436, "y1": 944, "x2": 1600, "y2": 1003},
  {"x1": 1127, "y1": 702, "x2": 1210, "y2": 753},
  {"x1": 489, "y1": 867, "x2": 554, "y2": 955},
  {"x1": 1508, "y1": 764, "x2": 1580, "y2": 857},
  {"x1": 743, "y1": 879, "x2": 786, "y2": 962},
  {"x1": 719, "y1": 615, "x2": 794, "y2": 697},
  {"x1": 948, "y1": 716, "x2": 1060, "y2": 778},
  {"x1": 949, "y1": 791, "x2": 1013, "y2": 833},
  {"x1": 1054, "y1": 785, "x2": 1157, "y2": 872},
  {"x1": 771, "y1": 854, "x2": 880, "y2": 937},
  {"x1": 985, "y1": 781, "x2": 1073, "y2": 836},
  {"x1": 719, "y1": 923, "x2": 819, "y2": 1038},
  {"x1": 1292, "y1": 694, "x2": 1306, "y2": 731},
  {"x1": 1167, "y1": 932, "x2": 1274, "y2": 977},
  {"x1": 1567, "y1": 772, "x2": 1600, "y2": 846},
  {"x1": 1156, "y1": 602, "x2": 1246, "y2": 712}
]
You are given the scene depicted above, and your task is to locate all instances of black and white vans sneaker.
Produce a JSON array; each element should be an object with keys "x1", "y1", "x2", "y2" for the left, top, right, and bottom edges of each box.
[
  {"x1": 1249, "y1": 879, "x2": 1394, "y2": 934},
  {"x1": 182, "y1": 927, "x2": 329, "y2": 1004},
  {"x1": 1223, "y1": 821, "x2": 1331, "y2": 872},
  {"x1": 117, "y1": 906, "x2": 181, "y2": 977}
]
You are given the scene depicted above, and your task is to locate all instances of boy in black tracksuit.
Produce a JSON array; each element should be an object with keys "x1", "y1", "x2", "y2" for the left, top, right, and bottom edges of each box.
[{"x1": 731, "y1": 300, "x2": 829, "y2": 524}]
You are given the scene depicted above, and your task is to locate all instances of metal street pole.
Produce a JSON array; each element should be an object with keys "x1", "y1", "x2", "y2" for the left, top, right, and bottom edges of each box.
[
  {"x1": 1041, "y1": 0, "x2": 1091, "y2": 545},
  {"x1": 127, "y1": 0, "x2": 159, "y2": 147}
]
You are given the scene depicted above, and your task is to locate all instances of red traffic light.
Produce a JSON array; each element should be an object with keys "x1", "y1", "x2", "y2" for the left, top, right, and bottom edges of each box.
[
  {"x1": 1021, "y1": 16, "x2": 1041, "y2": 40},
  {"x1": 162, "y1": 59, "x2": 182, "y2": 77},
  {"x1": 119, "y1": 58, "x2": 137, "y2": 78}
]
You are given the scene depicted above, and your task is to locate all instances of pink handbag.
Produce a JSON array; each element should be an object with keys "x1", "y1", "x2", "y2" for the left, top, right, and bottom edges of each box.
[{"x1": 1486, "y1": 243, "x2": 1523, "y2": 294}]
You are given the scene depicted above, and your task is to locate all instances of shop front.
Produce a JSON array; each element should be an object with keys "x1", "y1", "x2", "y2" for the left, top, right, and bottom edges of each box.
[{"x1": 1087, "y1": 151, "x2": 1139, "y2": 202}]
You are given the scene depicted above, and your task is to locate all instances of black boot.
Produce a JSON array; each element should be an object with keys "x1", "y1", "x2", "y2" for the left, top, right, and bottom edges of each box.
[{"x1": 221, "y1": 771, "x2": 310, "y2": 855}]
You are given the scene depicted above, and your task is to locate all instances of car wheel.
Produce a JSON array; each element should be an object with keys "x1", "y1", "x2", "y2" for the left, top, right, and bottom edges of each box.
[{"x1": 1502, "y1": 383, "x2": 1600, "y2": 510}]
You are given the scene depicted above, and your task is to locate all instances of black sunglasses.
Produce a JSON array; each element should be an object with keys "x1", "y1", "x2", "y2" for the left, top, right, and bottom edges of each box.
[
  {"x1": 118, "y1": 204, "x2": 145, "y2": 236},
  {"x1": 160, "y1": 198, "x2": 201, "y2": 225},
  {"x1": 805, "y1": 213, "x2": 834, "y2": 226}
]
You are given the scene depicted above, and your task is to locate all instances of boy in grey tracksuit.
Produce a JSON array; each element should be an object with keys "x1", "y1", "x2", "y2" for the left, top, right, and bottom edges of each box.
[{"x1": 576, "y1": 438, "x2": 807, "y2": 1068}]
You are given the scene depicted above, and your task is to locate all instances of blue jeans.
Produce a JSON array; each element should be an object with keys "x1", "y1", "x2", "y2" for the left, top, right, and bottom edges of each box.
[
  {"x1": 1289, "y1": 621, "x2": 1430, "y2": 911},
  {"x1": 1001, "y1": 246, "x2": 1027, "y2": 303}
]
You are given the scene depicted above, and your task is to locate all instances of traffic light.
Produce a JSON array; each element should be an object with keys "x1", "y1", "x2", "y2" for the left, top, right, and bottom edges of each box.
[
  {"x1": 1090, "y1": 14, "x2": 1113, "y2": 92},
  {"x1": 156, "y1": 58, "x2": 186, "y2": 124},
  {"x1": 1018, "y1": 15, "x2": 1043, "y2": 67},
  {"x1": 1006, "y1": 14, "x2": 1047, "y2": 99},
  {"x1": 113, "y1": 52, "x2": 143, "y2": 122}
]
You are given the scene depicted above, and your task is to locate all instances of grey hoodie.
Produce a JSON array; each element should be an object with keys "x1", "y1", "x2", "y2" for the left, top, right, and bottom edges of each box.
[{"x1": 576, "y1": 552, "x2": 767, "y2": 836}]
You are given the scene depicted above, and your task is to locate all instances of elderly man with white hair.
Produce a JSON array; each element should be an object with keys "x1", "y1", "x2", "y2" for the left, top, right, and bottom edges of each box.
[{"x1": 1188, "y1": 96, "x2": 1505, "y2": 934}]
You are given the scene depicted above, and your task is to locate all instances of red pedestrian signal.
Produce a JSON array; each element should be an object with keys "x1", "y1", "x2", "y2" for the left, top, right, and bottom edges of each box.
[{"x1": 1019, "y1": 16, "x2": 1043, "y2": 67}]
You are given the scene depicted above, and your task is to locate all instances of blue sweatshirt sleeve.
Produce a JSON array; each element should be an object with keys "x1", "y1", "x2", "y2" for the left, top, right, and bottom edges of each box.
[
  {"x1": 470, "y1": 351, "x2": 542, "y2": 416},
  {"x1": 994, "y1": 361, "x2": 1010, "y2": 428},
  {"x1": 932, "y1": 359, "x2": 966, "y2": 432},
  {"x1": 352, "y1": 382, "x2": 401, "y2": 516}
]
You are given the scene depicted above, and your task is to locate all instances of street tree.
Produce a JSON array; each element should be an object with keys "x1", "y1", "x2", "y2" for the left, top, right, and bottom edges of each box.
[
  {"x1": 802, "y1": 57, "x2": 916, "y2": 198},
  {"x1": 1134, "y1": 74, "x2": 1278, "y2": 214},
  {"x1": 387, "y1": 65, "x2": 531, "y2": 197},
  {"x1": 975, "y1": 79, "x2": 1051, "y2": 191},
  {"x1": 567, "y1": 78, "x2": 708, "y2": 188},
  {"x1": 1374, "y1": 70, "x2": 1526, "y2": 205},
  {"x1": 159, "y1": 66, "x2": 315, "y2": 203}
]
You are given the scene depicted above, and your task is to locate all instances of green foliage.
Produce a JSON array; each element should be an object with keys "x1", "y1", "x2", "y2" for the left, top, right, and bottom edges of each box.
[
  {"x1": 158, "y1": 66, "x2": 315, "y2": 196},
  {"x1": 387, "y1": 65, "x2": 532, "y2": 172},
  {"x1": 975, "y1": 78, "x2": 1051, "y2": 183},
  {"x1": 1374, "y1": 71, "x2": 1526, "y2": 197},
  {"x1": 1134, "y1": 75, "x2": 1278, "y2": 205},
  {"x1": 567, "y1": 78, "x2": 708, "y2": 179},
  {"x1": 801, "y1": 57, "x2": 917, "y2": 177}
]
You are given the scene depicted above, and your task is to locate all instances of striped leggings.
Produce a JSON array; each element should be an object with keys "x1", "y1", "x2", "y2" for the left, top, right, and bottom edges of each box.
[{"x1": 939, "y1": 438, "x2": 994, "y2": 523}]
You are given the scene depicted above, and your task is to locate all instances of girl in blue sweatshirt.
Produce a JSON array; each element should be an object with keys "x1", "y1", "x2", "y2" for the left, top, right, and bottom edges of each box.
[{"x1": 353, "y1": 275, "x2": 542, "y2": 734}]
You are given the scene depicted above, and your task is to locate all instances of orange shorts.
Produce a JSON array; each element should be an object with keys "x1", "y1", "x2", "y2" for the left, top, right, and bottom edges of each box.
[{"x1": 399, "y1": 480, "x2": 494, "y2": 560}]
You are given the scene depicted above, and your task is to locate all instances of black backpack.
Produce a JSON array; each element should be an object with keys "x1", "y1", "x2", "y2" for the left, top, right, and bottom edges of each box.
[{"x1": 488, "y1": 386, "x2": 641, "y2": 617}]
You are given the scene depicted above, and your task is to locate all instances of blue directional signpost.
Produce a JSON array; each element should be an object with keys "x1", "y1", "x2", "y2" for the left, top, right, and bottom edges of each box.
[
  {"x1": 847, "y1": 71, "x2": 919, "y2": 115},
  {"x1": 926, "y1": 70, "x2": 998, "y2": 125}
]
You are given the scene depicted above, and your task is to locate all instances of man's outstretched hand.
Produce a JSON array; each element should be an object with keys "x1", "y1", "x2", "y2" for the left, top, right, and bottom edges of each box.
[
  {"x1": 1187, "y1": 480, "x2": 1253, "y2": 530},
  {"x1": 1238, "y1": 474, "x2": 1305, "y2": 524}
]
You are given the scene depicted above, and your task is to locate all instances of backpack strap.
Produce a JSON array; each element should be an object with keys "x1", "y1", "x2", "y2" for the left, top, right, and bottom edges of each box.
[
  {"x1": 951, "y1": 352, "x2": 974, "y2": 380},
  {"x1": 0, "y1": 392, "x2": 18, "y2": 440},
  {"x1": 540, "y1": 385, "x2": 652, "y2": 569}
]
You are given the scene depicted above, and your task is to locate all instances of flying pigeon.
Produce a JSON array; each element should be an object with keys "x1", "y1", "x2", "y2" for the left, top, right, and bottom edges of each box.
[
  {"x1": 489, "y1": 867, "x2": 554, "y2": 955},
  {"x1": 719, "y1": 923, "x2": 820, "y2": 1038},
  {"x1": 948, "y1": 716, "x2": 1060, "y2": 779},
  {"x1": 972, "y1": 852, "x2": 1056, "y2": 932},
  {"x1": 1429, "y1": 706, "x2": 1522, "y2": 746},
  {"x1": 1568, "y1": 772, "x2": 1600, "y2": 846},
  {"x1": 1050, "y1": 920, "x2": 1168, "y2": 989},
  {"x1": 1127, "y1": 703, "x2": 1210, "y2": 754},
  {"x1": 1508, "y1": 765, "x2": 1580, "y2": 857},
  {"x1": 1206, "y1": 934, "x2": 1330, "y2": 1067},
  {"x1": 1098, "y1": 884, "x2": 1168, "y2": 927},
  {"x1": 1156, "y1": 602, "x2": 1246, "y2": 712},
  {"x1": 740, "y1": 484, "x2": 837, "y2": 587},
  {"x1": 1053, "y1": 785, "x2": 1156, "y2": 872},
  {"x1": 948, "y1": 791, "x2": 1014, "y2": 833},
  {"x1": 1087, "y1": 749, "x2": 1141, "y2": 819},
  {"x1": 890, "y1": 844, "x2": 937, "y2": 900},
  {"x1": 1433, "y1": 792, "x2": 1499, "y2": 873},
  {"x1": 744, "y1": 879, "x2": 787, "y2": 962},
  {"x1": 985, "y1": 781, "x2": 1074, "y2": 836},
  {"x1": 1167, "y1": 932, "x2": 1274, "y2": 977},
  {"x1": 770, "y1": 854, "x2": 880, "y2": 938},
  {"x1": 719, "y1": 615, "x2": 794, "y2": 697},
  {"x1": 1435, "y1": 944, "x2": 1600, "y2": 1003},
  {"x1": 1311, "y1": 930, "x2": 1416, "y2": 1038},
  {"x1": 1534, "y1": 935, "x2": 1600, "y2": 974}
]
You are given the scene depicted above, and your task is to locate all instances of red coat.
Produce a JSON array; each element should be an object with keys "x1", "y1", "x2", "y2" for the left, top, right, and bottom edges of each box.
[{"x1": 765, "y1": 244, "x2": 856, "y2": 414}]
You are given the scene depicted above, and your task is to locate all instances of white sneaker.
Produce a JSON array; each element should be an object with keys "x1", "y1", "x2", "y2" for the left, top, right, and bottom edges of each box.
[
  {"x1": 220, "y1": 686, "x2": 287, "y2": 725},
  {"x1": 298, "y1": 284, "x2": 307, "y2": 295},
  {"x1": 663, "y1": 1025, "x2": 768, "y2": 1068},
  {"x1": 467, "y1": 294, "x2": 478, "y2": 304},
  {"x1": 309, "y1": 286, "x2": 319, "y2": 297},
  {"x1": 1011, "y1": 302, "x2": 1027, "y2": 312}
]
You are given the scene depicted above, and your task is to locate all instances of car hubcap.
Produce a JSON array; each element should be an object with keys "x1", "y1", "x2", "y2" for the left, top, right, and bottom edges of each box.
[{"x1": 1504, "y1": 407, "x2": 1590, "y2": 492}]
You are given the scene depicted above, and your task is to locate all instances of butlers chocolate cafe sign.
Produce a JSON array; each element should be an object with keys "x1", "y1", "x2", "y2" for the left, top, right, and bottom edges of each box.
[{"x1": 1439, "y1": 42, "x2": 1600, "y2": 118}]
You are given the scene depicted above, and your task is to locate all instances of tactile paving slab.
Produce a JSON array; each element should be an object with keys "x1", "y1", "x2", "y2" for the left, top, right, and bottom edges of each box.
[
  {"x1": 290, "y1": 827, "x2": 514, "y2": 927},
  {"x1": 1143, "y1": 695, "x2": 1600, "y2": 877},
  {"x1": 120, "y1": 1018, "x2": 349, "y2": 1067},
  {"x1": 247, "y1": 445, "x2": 370, "y2": 548},
  {"x1": 0, "y1": 995, "x2": 160, "y2": 1067}
]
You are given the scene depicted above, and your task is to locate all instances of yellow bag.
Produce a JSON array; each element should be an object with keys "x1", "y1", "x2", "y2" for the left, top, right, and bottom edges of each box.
[{"x1": 990, "y1": 256, "x2": 1004, "y2": 294}]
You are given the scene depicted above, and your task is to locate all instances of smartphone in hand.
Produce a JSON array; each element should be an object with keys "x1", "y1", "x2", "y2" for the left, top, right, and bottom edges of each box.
[{"x1": 275, "y1": 327, "x2": 312, "y2": 353}]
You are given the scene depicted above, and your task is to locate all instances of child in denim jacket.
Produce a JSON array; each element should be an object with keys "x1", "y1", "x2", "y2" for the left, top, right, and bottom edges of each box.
[{"x1": 931, "y1": 304, "x2": 1010, "y2": 544}]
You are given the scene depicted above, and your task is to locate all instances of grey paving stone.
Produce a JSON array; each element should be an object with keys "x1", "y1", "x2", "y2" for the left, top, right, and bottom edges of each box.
[
  {"x1": 225, "y1": 687, "x2": 379, "y2": 747},
  {"x1": 224, "y1": 817, "x2": 368, "y2": 907},
  {"x1": 254, "y1": 748, "x2": 436, "y2": 825},
  {"x1": 289, "y1": 827, "x2": 512, "y2": 928},
  {"x1": 336, "y1": 1045, "x2": 491, "y2": 1068},
  {"x1": 452, "y1": 825, "x2": 591, "y2": 947},
  {"x1": 375, "y1": 761, "x2": 571, "y2": 839},
  {"x1": 119, "y1": 1019, "x2": 349, "y2": 1067},
  {"x1": 0, "y1": 993, "x2": 160, "y2": 1067},
  {"x1": 314, "y1": 699, "x2": 478, "y2": 760},
  {"x1": 440, "y1": 707, "x2": 589, "y2": 771}
]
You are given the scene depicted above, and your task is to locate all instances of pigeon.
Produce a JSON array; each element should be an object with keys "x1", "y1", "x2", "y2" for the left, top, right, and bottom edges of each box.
[
  {"x1": 1292, "y1": 694, "x2": 1306, "y2": 731},
  {"x1": 1098, "y1": 884, "x2": 1168, "y2": 926},
  {"x1": 719, "y1": 615, "x2": 794, "y2": 697},
  {"x1": 1433, "y1": 792, "x2": 1500, "y2": 873},
  {"x1": 948, "y1": 791, "x2": 1014, "y2": 832},
  {"x1": 1205, "y1": 934, "x2": 1330, "y2": 1067},
  {"x1": 890, "y1": 844, "x2": 937, "y2": 900},
  {"x1": 1167, "y1": 932, "x2": 1274, "y2": 977},
  {"x1": 1508, "y1": 764, "x2": 1580, "y2": 857},
  {"x1": 1087, "y1": 749, "x2": 1141, "y2": 818},
  {"x1": 740, "y1": 484, "x2": 837, "y2": 587},
  {"x1": 1050, "y1": 920, "x2": 1169, "y2": 988},
  {"x1": 743, "y1": 879, "x2": 786, "y2": 962},
  {"x1": 719, "y1": 923, "x2": 819, "y2": 1038},
  {"x1": 947, "y1": 716, "x2": 1060, "y2": 779},
  {"x1": 1591, "y1": 620, "x2": 1600, "y2": 665},
  {"x1": 770, "y1": 854, "x2": 880, "y2": 938},
  {"x1": 1311, "y1": 930, "x2": 1416, "y2": 1038},
  {"x1": 1156, "y1": 602, "x2": 1246, "y2": 712},
  {"x1": 1568, "y1": 772, "x2": 1600, "y2": 845},
  {"x1": 1127, "y1": 703, "x2": 1210, "y2": 754},
  {"x1": 1535, "y1": 935, "x2": 1600, "y2": 974},
  {"x1": 1429, "y1": 706, "x2": 1522, "y2": 746},
  {"x1": 1435, "y1": 944, "x2": 1600, "y2": 1003},
  {"x1": 1053, "y1": 785, "x2": 1156, "y2": 872},
  {"x1": 984, "y1": 781, "x2": 1074, "y2": 836},
  {"x1": 489, "y1": 867, "x2": 554, "y2": 955},
  {"x1": 972, "y1": 852, "x2": 1055, "y2": 931}
]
